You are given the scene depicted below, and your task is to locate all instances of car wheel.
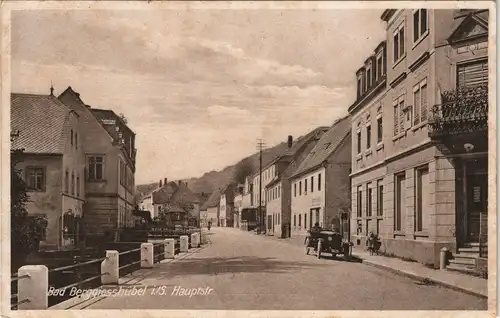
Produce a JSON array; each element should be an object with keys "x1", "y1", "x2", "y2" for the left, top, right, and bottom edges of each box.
[{"x1": 317, "y1": 241, "x2": 322, "y2": 259}]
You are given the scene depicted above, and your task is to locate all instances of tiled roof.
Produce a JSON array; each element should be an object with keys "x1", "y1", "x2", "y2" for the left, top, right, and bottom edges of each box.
[
  {"x1": 291, "y1": 115, "x2": 351, "y2": 179},
  {"x1": 170, "y1": 182, "x2": 201, "y2": 204},
  {"x1": 201, "y1": 190, "x2": 221, "y2": 210},
  {"x1": 152, "y1": 181, "x2": 179, "y2": 204},
  {"x1": 11, "y1": 93, "x2": 72, "y2": 154}
]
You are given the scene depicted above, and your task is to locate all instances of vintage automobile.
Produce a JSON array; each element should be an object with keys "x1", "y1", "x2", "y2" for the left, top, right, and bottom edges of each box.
[{"x1": 305, "y1": 230, "x2": 352, "y2": 260}]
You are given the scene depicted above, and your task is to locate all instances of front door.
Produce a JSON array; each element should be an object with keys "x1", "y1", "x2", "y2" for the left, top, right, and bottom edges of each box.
[{"x1": 464, "y1": 159, "x2": 488, "y2": 243}]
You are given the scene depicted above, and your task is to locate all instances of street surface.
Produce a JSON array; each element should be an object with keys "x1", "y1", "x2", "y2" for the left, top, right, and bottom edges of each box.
[{"x1": 87, "y1": 227, "x2": 487, "y2": 310}]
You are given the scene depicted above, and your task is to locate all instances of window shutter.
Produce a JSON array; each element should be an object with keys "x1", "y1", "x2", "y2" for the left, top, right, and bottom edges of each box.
[
  {"x1": 458, "y1": 60, "x2": 488, "y2": 88},
  {"x1": 413, "y1": 87, "x2": 421, "y2": 125},
  {"x1": 420, "y1": 83, "x2": 428, "y2": 122},
  {"x1": 393, "y1": 102, "x2": 399, "y2": 135}
]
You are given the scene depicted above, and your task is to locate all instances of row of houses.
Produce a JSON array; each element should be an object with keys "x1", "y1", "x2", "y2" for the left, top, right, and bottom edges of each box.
[
  {"x1": 11, "y1": 86, "x2": 138, "y2": 250},
  {"x1": 199, "y1": 8, "x2": 490, "y2": 269}
]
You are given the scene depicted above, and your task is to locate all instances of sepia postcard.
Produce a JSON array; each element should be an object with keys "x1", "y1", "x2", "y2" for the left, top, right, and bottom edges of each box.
[{"x1": 1, "y1": 1, "x2": 497, "y2": 318}]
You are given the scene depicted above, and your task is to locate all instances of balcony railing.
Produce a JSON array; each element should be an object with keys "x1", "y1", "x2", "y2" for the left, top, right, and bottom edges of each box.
[{"x1": 429, "y1": 85, "x2": 488, "y2": 138}]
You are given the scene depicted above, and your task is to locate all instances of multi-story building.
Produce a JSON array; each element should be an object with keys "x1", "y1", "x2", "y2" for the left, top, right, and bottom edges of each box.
[
  {"x1": 11, "y1": 91, "x2": 86, "y2": 250},
  {"x1": 350, "y1": 9, "x2": 489, "y2": 268},
  {"x1": 233, "y1": 185, "x2": 244, "y2": 228},
  {"x1": 218, "y1": 183, "x2": 236, "y2": 227},
  {"x1": 58, "y1": 86, "x2": 138, "y2": 234},
  {"x1": 240, "y1": 176, "x2": 257, "y2": 230},
  {"x1": 290, "y1": 116, "x2": 351, "y2": 239},
  {"x1": 264, "y1": 128, "x2": 329, "y2": 238}
]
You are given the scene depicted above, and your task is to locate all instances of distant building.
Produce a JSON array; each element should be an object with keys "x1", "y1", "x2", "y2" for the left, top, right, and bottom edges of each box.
[
  {"x1": 290, "y1": 116, "x2": 351, "y2": 238},
  {"x1": 201, "y1": 190, "x2": 221, "y2": 226},
  {"x1": 58, "y1": 86, "x2": 138, "y2": 234},
  {"x1": 219, "y1": 183, "x2": 236, "y2": 227},
  {"x1": 233, "y1": 185, "x2": 244, "y2": 228},
  {"x1": 11, "y1": 91, "x2": 86, "y2": 250},
  {"x1": 152, "y1": 180, "x2": 200, "y2": 226},
  {"x1": 265, "y1": 128, "x2": 329, "y2": 238}
]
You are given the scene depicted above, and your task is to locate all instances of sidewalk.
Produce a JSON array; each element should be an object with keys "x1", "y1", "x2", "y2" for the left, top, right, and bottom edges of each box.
[
  {"x1": 255, "y1": 232, "x2": 487, "y2": 299},
  {"x1": 352, "y1": 247, "x2": 487, "y2": 298}
]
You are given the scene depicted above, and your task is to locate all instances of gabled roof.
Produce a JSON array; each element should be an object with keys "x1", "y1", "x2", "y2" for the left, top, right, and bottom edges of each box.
[
  {"x1": 448, "y1": 12, "x2": 489, "y2": 43},
  {"x1": 259, "y1": 126, "x2": 330, "y2": 174},
  {"x1": 169, "y1": 182, "x2": 200, "y2": 204},
  {"x1": 152, "y1": 181, "x2": 179, "y2": 204},
  {"x1": 290, "y1": 115, "x2": 351, "y2": 179},
  {"x1": 11, "y1": 93, "x2": 74, "y2": 154},
  {"x1": 201, "y1": 190, "x2": 221, "y2": 210}
]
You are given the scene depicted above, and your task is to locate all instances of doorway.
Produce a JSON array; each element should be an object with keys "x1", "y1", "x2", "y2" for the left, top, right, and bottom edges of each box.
[
  {"x1": 459, "y1": 158, "x2": 488, "y2": 244},
  {"x1": 310, "y1": 208, "x2": 320, "y2": 228}
]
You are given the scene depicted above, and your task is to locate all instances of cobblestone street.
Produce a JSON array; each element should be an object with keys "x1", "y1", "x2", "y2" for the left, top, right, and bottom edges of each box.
[{"x1": 86, "y1": 228, "x2": 487, "y2": 310}]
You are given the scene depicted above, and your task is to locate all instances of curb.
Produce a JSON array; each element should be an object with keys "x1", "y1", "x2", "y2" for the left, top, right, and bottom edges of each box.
[{"x1": 359, "y1": 258, "x2": 487, "y2": 299}]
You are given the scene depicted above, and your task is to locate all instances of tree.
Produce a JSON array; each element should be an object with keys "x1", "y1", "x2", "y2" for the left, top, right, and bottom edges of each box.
[
  {"x1": 233, "y1": 158, "x2": 254, "y2": 185},
  {"x1": 11, "y1": 149, "x2": 48, "y2": 270}
]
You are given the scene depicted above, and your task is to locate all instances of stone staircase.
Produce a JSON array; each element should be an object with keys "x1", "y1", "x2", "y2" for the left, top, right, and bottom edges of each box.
[{"x1": 447, "y1": 243, "x2": 486, "y2": 275}]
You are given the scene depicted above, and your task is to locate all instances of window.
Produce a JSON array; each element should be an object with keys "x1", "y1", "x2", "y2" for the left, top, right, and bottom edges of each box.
[
  {"x1": 377, "y1": 179, "x2": 384, "y2": 216},
  {"x1": 70, "y1": 129, "x2": 74, "y2": 146},
  {"x1": 457, "y1": 59, "x2": 488, "y2": 88},
  {"x1": 366, "y1": 125, "x2": 372, "y2": 148},
  {"x1": 413, "y1": 78, "x2": 428, "y2": 125},
  {"x1": 357, "y1": 130, "x2": 362, "y2": 154},
  {"x1": 367, "y1": 183, "x2": 373, "y2": 217},
  {"x1": 294, "y1": 214, "x2": 296, "y2": 226},
  {"x1": 278, "y1": 185, "x2": 280, "y2": 198},
  {"x1": 294, "y1": 183, "x2": 297, "y2": 197},
  {"x1": 299, "y1": 214, "x2": 302, "y2": 227},
  {"x1": 26, "y1": 167, "x2": 45, "y2": 192},
  {"x1": 357, "y1": 185, "x2": 363, "y2": 217},
  {"x1": 75, "y1": 133, "x2": 78, "y2": 149},
  {"x1": 366, "y1": 66, "x2": 372, "y2": 89},
  {"x1": 311, "y1": 176, "x2": 314, "y2": 193},
  {"x1": 305, "y1": 179, "x2": 308, "y2": 193},
  {"x1": 377, "y1": 117, "x2": 383, "y2": 143},
  {"x1": 413, "y1": 9, "x2": 428, "y2": 43},
  {"x1": 393, "y1": 23, "x2": 405, "y2": 63},
  {"x1": 415, "y1": 167, "x2": 430, "y2": 232},
  {"x1": 357, "y1": 76, "x2": 363, "y2": 98},
  {"x1": 318, "y1": 174, "x2": 322, "y2": 191},
  {"x1": 76, "y1": 174, "x2": 80, "y2": 197},
  {"x1": 65, "y1": 170, "x2": 69, "y2": 193},
  {"x1": 393, "y1": 95, "x2": 405, "y2": 136},
  {"x1": 71, "y1": 171, "x2": 75, "y2": 195},
  {"x1": 299, "y1": 181, "x2": 302, "y2": 195},
  {"x1": 88, "y1": 156, "x2": 104, "y2": 181},
  {"x1": 304, "y1": 213, "x2": 308, "y2": 230},
  {"x1": 395, "y1": 173, "x2": 406, "y2": 231},
  {"x1": 376, "y1": 55, "x2": 383, "y2": 80}
]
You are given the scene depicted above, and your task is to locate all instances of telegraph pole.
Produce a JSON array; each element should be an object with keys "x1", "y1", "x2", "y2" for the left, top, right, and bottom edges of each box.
[{"x1": 256, "y1": 139, "x2": 266, "y2": 234}]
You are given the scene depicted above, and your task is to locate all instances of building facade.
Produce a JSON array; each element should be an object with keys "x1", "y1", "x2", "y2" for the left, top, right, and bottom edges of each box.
[
  {"x1": 58, "y1": 87, "x2": 138, "y2": 235},
  {"x1": 11, "y1": 92, "x2": 86, "y2": 250},
  {"x1": 265, "y1": 129, "x2": 329, "y2": 238},
  {"x1": 290, "y1": 116, "x2": 351, "y2": 239},
  {"x1": 350, "y1": 9, "x2": 489, "y2": 268},
  {"x1": 201, "y1": 190, "x2": 221, "y2": 226}
]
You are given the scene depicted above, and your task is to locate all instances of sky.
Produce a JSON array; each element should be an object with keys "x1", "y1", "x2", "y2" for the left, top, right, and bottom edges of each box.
[{"x1": 11, "y1": 8, "x2": 386, "y2": 185}]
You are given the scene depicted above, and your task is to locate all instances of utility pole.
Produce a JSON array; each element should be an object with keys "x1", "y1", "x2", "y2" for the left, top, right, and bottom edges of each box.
[{"x1": 256, "y1": 139, "x2": 266, "y2": 234}]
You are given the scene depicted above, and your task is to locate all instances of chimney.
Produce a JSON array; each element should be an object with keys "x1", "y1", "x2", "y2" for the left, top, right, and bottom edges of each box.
[
  {"x1": 159, "y1": 179, "x2": 162, "y2": 187},
  {"x1": 201, "y1": 191, "x2": 204, "y2": 196},
  {"x1": 287, "y1": 135, "x2": 293, "y2": 148},
  {"x1": 50, "y1": 85, "x2": 54, "y2": 96},
  {"x1": 164, "y1": 178, "x2": 167, "y2": 185},
  {"x1": 178, "y1": 180, "x2": 182, "y2": 186}
]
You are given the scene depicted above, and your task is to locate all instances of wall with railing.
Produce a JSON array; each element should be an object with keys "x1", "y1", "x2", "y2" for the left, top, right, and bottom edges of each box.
[{"x1": 11, "y1": 232, "x2": 202, "y2": 310}]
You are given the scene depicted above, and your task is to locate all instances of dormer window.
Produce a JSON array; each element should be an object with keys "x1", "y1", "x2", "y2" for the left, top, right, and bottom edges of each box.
[
  {"x1": 376, "y1": 54, "x2": 383, "y2": 80},
  {"x1": 366, "y1": 64, "x2": 372, "y2": 90},
  {"x1": 357, "y1": 75, "x2": 363, "y2": 98}
]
